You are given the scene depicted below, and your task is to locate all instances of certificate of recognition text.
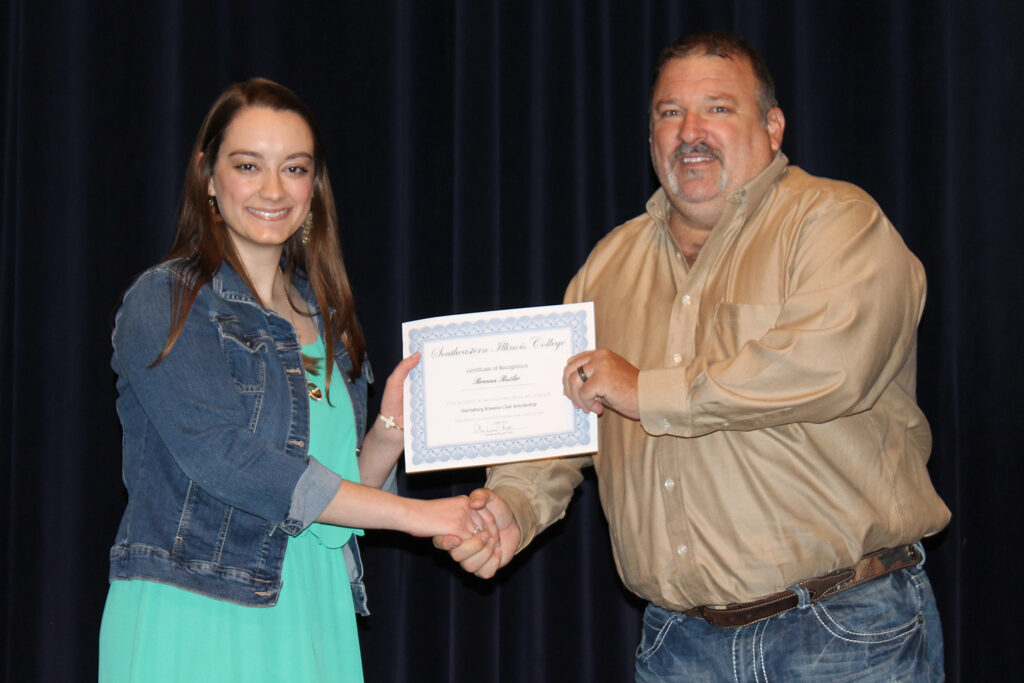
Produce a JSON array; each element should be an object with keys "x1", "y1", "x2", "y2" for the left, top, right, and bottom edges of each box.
[{"x1": 402, "y1": 303, "x2": 598, "y2": 472}]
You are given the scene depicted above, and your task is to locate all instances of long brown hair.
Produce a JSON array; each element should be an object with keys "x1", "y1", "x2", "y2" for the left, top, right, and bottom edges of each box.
[{"x1": 155, "y1": 78, "x2": 365, "y2": 393}]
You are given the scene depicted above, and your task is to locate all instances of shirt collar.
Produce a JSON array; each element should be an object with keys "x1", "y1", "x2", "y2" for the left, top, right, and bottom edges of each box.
[{"x1": 734, "y1": 151, "x2": 789, "y2": 216}]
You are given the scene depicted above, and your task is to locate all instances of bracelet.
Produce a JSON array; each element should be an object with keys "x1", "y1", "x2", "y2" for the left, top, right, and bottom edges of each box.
[{"x1": 378, "y1": 414, "x2": 403, "y2": 431}]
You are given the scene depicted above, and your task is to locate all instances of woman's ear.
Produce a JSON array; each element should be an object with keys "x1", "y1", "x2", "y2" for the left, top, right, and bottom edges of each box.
[{"x1": 198, "y1": 153, "x2": 215, "y2": 196}]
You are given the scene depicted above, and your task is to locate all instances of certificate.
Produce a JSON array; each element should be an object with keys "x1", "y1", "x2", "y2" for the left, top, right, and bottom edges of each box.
[{"x1": 402, "y1": 303, "x2": 598, "y2": 472}]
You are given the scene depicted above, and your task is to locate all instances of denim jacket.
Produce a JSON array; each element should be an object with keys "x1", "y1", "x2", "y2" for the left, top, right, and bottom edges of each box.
[{"x1": 108, "y1": 259, "x2": 376, "y2": 612}]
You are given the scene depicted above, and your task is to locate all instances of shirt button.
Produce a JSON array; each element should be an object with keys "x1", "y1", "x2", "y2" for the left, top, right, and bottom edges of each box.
[
  {"x1": 681, "y1": 294, "x2": 691, "y2": 305},
  {"x1": 663, "y1": 421, "x2": 670, "y2": 430},
  {"x1": 672, "y1": 353, "x2": 682, "y2": 365},
  {"x1": 664, "y1": 478, "x2": 675, "y2": 490},
  {"x1": 677, "y1": 545, "x2": 688, "y2": 555}
]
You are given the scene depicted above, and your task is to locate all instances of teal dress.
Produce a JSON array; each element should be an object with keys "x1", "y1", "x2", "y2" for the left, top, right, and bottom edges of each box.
[{"x1": 100, "y1": 337, "x2": 365, "y2": 682}]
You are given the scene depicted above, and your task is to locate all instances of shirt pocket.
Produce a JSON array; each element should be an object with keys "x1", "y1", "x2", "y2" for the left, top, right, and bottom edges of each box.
[
  {"x1": 212, "y1": 314, "x2": 269, "y2": 395},
  {"x1": 711, "y1": 302, "x2": 782, "y2": 358}
]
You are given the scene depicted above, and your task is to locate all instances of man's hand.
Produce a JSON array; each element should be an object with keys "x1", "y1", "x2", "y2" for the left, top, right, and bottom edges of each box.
[
  {"x1": 433, "y1": 488, "x2": 521, "y2": 579},
  {"x1": 562, "y1": 348, "x2": 640, "y2": 419}
]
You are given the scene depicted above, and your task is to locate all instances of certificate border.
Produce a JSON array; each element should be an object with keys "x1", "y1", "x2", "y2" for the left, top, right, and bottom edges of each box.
[{"x1": 405, "y1": 309, "x2": 594, "y2": 468}]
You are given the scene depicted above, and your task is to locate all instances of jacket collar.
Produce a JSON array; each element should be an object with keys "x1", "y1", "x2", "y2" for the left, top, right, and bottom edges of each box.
[{"x1": 211, "y1": 259, "x2": 317, "y2": 312}]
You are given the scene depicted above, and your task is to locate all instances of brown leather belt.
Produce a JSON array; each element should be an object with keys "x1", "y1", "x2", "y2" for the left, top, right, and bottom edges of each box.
[{"x1": 683, "y1": 544, "x2": 922, "y2": 629}]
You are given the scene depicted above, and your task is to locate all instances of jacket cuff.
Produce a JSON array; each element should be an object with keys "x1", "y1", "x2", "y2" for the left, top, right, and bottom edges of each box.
[{"x1": 286, "y1": 457, "x2": 343, "y2": 534}]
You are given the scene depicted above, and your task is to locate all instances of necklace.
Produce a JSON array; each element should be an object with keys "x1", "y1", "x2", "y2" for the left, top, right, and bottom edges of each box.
[{"x1": 279, "y1": 268, "x2": 323, "y2": 402}]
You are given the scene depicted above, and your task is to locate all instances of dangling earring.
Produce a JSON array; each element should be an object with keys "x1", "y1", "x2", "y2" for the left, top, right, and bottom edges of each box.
[
  {"x1": 208, "y1": 196, "x2": 220, "y2": 218},
  {"x1": 301, "y1": 212, "x2": 313, "y2": 244}
]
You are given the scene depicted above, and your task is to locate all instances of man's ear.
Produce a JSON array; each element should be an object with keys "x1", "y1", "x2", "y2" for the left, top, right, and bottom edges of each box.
[{"x1": 766, "y1": 107, "x2": 785, "y2": 152}]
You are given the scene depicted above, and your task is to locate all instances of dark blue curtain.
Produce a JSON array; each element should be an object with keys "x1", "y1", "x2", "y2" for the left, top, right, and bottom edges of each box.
[{"x1": 3, "y1": 1, "x2": 1021, "y2": 680}]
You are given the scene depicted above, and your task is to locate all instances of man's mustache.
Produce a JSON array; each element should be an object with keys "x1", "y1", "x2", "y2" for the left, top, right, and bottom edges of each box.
[{"x1": 671, "y1": 142, "x2": 721, "y2": 163}]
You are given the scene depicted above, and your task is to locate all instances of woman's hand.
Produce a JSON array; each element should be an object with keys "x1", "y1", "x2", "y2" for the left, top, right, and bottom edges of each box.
[
  {"x1": 318, "y1": 483, "x2": 497, "y2": 544},
  {"x1": 377, "y1": 351, "x2": 420, "y2": 435},
  {"x1": 358, "y1": 352, "x2": 420, "y2": 487},
  {"x1": 403, "y1": 495, "x2": 498, "y2": 542}
]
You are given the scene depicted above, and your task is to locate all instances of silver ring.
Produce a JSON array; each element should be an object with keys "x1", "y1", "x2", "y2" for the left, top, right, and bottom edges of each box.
[
  {"x1": 577, "y1": 365, "x2": 589, "y2": 383},
  {"x1": 472, "y1": 525, "x2": 482, "y2": 534}
]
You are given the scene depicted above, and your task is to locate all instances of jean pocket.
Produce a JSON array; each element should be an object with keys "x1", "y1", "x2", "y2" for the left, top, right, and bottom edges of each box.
[
  {"x1": 810, "y1": 570, "x2": 923, "y2": 645},
  {"x1": 635, "y1": 606, "x2": 677, "y2": 664}
]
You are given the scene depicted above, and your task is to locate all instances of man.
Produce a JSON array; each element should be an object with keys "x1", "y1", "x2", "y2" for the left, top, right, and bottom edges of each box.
[{"x1": 438, "y1": 31, "x2": 950, "y2": 680}]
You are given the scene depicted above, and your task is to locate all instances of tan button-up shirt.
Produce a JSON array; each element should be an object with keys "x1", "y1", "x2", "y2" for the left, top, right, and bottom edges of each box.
[{"x1": 487, "y1": 153, "x2": 950, "y2": 611}]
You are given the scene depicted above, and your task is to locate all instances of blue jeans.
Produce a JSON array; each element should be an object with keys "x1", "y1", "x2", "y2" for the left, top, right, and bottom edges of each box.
[{"x1": 635, "y1": 566, "x2": 944, "y2": 682}]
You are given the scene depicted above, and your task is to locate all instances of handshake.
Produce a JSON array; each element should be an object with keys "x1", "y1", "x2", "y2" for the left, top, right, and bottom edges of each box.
[
  {"x1": 432, "y1": 488, "x2": 520, "y2": 579},
  {"x1": 420, "y1": 348, "x2": 635, "y2": 576}
]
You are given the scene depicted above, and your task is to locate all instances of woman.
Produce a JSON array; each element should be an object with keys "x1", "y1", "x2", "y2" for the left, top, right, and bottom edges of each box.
[{"x1": 99, "y1": 79, "x2": 493, "y2": 681}]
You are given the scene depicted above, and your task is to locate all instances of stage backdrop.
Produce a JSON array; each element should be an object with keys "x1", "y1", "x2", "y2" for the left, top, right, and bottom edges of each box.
[{"x1": 3, "y1": 1, "x2": 1022, "y2": 681}]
